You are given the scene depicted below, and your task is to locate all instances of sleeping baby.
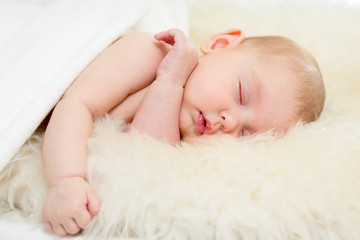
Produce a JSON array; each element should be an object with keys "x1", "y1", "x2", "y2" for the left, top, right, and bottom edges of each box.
[{"x1": 41, "y1": 28, "x2": 325, "y2": 236}]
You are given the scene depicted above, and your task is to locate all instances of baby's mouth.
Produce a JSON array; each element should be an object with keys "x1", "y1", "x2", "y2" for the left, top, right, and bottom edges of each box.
[{"x1": 196, "y1": 112, "x2": 206, "y2": 135}]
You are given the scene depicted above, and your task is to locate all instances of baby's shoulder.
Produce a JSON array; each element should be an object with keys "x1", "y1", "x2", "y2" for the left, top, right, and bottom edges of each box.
[
  {"x1": 62, "y1": 31, "x2": 170, "y2": 119},
  {"x1": 109, "y1": 32, "x2": 170, "y2": 56}
]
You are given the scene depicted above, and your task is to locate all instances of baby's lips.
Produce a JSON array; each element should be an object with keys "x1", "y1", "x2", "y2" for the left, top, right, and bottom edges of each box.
[{"x1": 196, "y1": 112, "x2": 205, "y2": 135}]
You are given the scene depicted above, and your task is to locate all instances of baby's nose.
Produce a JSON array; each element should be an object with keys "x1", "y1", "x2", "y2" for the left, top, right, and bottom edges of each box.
[{"x1": 220, "y1": 110, "x2": 239, "y2": 133}]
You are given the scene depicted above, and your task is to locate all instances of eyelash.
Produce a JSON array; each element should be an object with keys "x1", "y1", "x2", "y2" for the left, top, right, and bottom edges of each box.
[
  {"x1": 238, "y1": 81, "x2": 252, "y2": 137},
  {"x1": 239, "y1": 81, "x2": 243, "y2": 104}
]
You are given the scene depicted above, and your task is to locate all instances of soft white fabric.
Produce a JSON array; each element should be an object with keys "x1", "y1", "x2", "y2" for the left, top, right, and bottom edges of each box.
[
  {"x1": 0, "y1": 0, "x2": 188, "y2": 172},
  {"x1": 0, "y1": 0, "x2": 43, "y2": 44},
  {"x1": 0, "y1": 211, "x2": 77, "y2": 240}
]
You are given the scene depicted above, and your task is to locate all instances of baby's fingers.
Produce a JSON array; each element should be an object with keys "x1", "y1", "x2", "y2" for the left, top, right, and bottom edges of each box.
[
  {"x1": 53, "y1": 223, "x2": 67, "y2": 236},
  {"x1": 154, "y1": 30, "x2": 176, "y2": 45},
  {"x1": 155, "y1": 28, "x2": 198, "y2": 86},
  {"x1": 74, "y1": 209, "x2": 92, "y2": 229},
  {"x1": 43, "y1": 220, "x2": 53, "y2": 232},
  {"x1": 154, "y1": 28, "x2": 189, "y2": 49},
  {"x1": 63, "y1": 219, "x2": 81, "y2": 235},
  {"x1": 86, "y1": 188, "x2": 101, "y2": 217}
]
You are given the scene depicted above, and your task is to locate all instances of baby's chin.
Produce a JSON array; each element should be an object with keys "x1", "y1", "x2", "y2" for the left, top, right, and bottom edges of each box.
[
  {"x1": 180, "y1": 132, "x2": 203, "y2": 144},
  {"x1": 181, "y1": 137, "x2": 202, "y2": 144},
  {"x1": 181, "y1": 134, "x2": 223, "y2": 145}
]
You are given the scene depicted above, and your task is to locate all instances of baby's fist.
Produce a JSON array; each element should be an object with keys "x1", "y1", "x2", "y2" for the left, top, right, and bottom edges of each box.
[
  {"x1": 42, "y1": 177, "x2": 101, "y2": 236},
  {"x1": 154, "y1": 28, "x2": 198, "y2": 87}
]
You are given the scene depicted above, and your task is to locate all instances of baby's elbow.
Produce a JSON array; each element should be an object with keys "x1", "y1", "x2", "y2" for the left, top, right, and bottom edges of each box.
[{"x1": 56, "y1": 96, "x2": 102, "y2": 120}]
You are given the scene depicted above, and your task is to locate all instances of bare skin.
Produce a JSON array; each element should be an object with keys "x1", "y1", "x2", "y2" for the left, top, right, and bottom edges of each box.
[{"x1": 42, "y1": 29, "x2": 197, "y2": 236}]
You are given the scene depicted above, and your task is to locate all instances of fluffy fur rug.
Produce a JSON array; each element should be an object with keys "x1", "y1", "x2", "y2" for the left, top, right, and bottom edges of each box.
[{"x1": 1, "y1": 0, "x2": 360, "y2": 239}]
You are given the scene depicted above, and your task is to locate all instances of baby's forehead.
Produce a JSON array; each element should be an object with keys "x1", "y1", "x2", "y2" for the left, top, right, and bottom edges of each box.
[
  {"x1": 238, "y1": 39, "x2": 312, "y2": 79},
  {"x1": 242, "y1": 35, "x2": 302, "y2": 52},
  {"x1": 238, "y1": 36, "x2": 310, "y2": 64}
]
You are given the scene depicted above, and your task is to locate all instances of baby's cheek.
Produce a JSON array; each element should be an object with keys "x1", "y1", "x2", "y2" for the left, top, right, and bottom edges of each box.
[
  {"x1": 179, "y1": 111, "x2": 192, "y2": 138},
  {"x1": 178, "y1": 115, "x2": 188, "y2": 136}
]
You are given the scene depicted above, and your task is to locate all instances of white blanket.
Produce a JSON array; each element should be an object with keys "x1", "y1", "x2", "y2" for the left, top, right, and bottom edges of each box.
[{"x1": 0, "y1": 0, "x2": 188, "y2": 171}]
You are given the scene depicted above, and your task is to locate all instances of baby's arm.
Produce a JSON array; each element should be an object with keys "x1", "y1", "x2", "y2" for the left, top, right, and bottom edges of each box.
[
  {"x1": 131, "y1": 29, "x2": 198, "y2": 144},
  {"x1": 42, "y1": 33, "x2": 170, "y2": 236},
  {"x1": 42, "y1": 98, "x2": 100, "y2": 235}
]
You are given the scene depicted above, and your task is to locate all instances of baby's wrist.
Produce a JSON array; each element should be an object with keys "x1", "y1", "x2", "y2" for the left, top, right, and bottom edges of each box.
[
  {"x1": 47, "y1": 175, "x2": 86, "y2": 188},
  {"x1": 155, "y1": 74, "x2": 186, "y2": 88}
]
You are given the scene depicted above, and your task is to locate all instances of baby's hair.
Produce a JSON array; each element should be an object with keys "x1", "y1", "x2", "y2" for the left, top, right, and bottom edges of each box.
[{"x1": 241, "y1": 36, "x2": 325, "y2": 123}]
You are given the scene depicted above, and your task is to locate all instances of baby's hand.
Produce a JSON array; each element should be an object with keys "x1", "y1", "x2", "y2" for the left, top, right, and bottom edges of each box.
[
  {"x1": 42, "y1": 177, "x2": 101, "y2": 236},
  {"x1": 154, "y1": 28, "x2": 198, "y2": 87}
]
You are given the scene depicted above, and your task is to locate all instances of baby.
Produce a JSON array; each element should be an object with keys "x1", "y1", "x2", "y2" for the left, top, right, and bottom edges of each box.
[{"x1": 41, "y1": 28, "x2": 325, "y2": 236}]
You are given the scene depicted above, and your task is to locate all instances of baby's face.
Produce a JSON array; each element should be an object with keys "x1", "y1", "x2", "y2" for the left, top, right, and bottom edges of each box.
[{"x1": 179, "y1": 47, "x2": 299, "y2": 142}]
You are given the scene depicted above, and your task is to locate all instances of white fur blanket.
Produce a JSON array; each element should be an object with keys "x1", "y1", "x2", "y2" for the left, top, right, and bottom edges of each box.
[{"x1": 1, "y1": 0, "x2": 360, "y2": 239}]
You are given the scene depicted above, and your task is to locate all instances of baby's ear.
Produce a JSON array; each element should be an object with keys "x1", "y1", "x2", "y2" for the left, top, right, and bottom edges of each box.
[{"x1": 200, "y1": 29, "x2": 245, "y2": 54}]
